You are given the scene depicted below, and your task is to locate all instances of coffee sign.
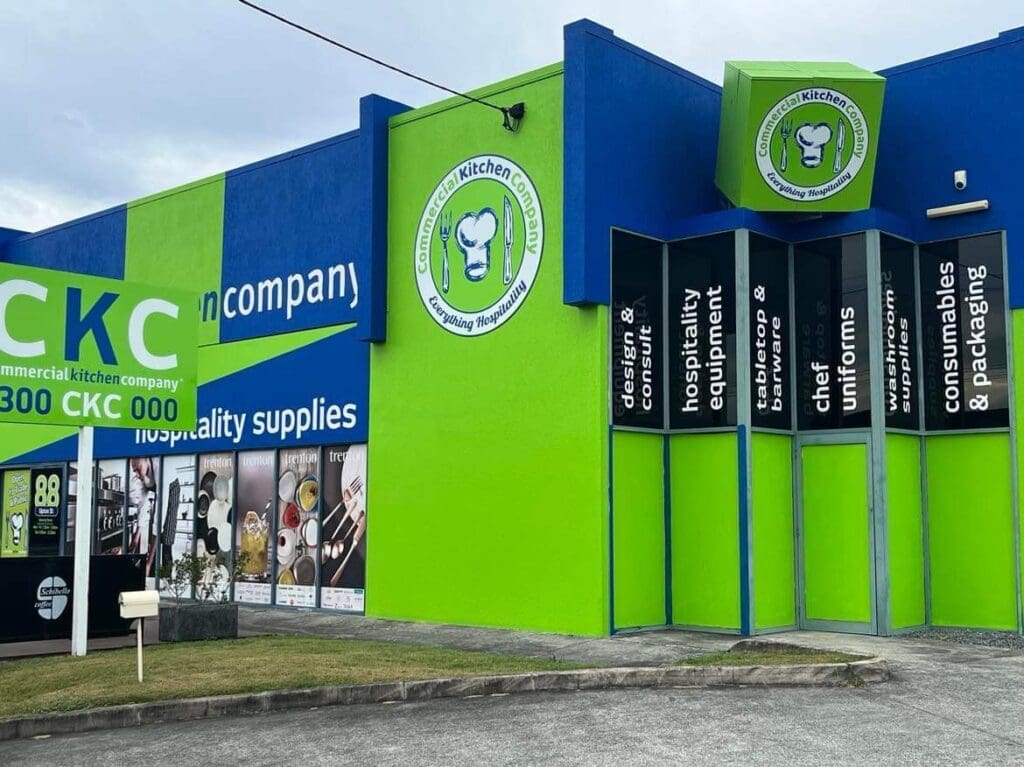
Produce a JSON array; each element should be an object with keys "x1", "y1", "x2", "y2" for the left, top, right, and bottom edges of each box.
[
  {"x1": 0, "y1": 263, "x2": 198, "y2": 430},
  {"x1": 920, "y1": 233, "x2": 1008, "y2": 430}
]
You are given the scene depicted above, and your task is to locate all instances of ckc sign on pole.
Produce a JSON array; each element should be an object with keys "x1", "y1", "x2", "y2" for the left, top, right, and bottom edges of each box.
[{"x1": 0, "y1": 262, "x2": 198, "y2": 656}]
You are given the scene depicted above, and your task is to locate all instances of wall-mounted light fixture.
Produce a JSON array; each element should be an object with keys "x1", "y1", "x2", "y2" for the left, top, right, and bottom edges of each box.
[{"x1": 926, "y1": 200, "x2": 990, "y2": 219}]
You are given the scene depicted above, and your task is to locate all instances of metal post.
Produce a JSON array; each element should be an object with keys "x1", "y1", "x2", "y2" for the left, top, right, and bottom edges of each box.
[
  {"x1": 137, "y1": 619, "x2": 144, "y2": 682},
  {"x1": 735, "y1": 230, "x2": 754, "y2": 635},
  {"x1": 71, "y1": 425, "x2": 94, "y2": 657},
  {"x1": 866, "y1": 231, "x2": 891, "y2": 636}
]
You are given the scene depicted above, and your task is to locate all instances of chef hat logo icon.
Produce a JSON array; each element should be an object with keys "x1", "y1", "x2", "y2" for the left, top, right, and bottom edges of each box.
[
  {"x1": 36, "y1": 576, "x2": 71, "y2": 621},
  {"x1": 455, "y1": 208, "x2": 499, "y2": 282},
  {"x1": 795, "y1": 123, "x2": 833, "y2": 168}
]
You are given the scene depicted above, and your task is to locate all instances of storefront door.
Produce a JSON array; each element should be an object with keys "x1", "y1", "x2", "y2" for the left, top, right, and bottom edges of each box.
[{"x1": 796, "y1": 435, "x2": 877, "y2": 633}]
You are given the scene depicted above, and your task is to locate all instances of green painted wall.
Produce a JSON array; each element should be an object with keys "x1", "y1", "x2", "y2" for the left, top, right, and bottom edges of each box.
[
  {"x1": 752, "y1": 432, "x2": 794, "y2": 630},
  {"x1": 669, "y1": 433, "x2": 739, "y2": 629},
  {"x1": 368, "y1": 66, "x2": 611, "y2": 635},
  {"x1": 125, "y1": 175, "x2": 225, "y2": 347},
  {"x1": 886, "y1": 433, "x2": 925, "y2": 630},
  {"x1": 926, "y1": 434, "x2": 1017, "y2": 630},
  {"x1": 801, "y1": 443, "x2": 872, "y2": 624},
  {"x1": 611, "y1": 431, "x2": 665, "y2": 630}
]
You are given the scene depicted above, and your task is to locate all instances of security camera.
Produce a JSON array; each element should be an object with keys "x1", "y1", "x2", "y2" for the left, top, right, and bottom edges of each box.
[{"x1": 954, "y1": 170, "x2": 968, "y2": 191}]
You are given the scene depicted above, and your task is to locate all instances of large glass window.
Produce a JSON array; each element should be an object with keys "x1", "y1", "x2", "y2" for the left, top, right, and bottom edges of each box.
[
  {"x1": 880, "y1": 236, "x2": 919, "y2": 430},
  {"x1": 919, "y1": 233, "x2": 1008, "y2": 430},
  {"x1": 794, "y1": 234, "x2": 870, "y2": 430},
  {"x1": 749, "y1": 235, "x2": 791, "y2": 430},
  {"x1": 610, "y1": 230, "x2": 664, "y2": 430},
  {"x1": 668, "y1": 233, "x2": 737, "y2": 429}
]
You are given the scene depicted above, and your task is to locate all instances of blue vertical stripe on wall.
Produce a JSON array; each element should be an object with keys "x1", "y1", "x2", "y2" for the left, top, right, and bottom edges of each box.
[
  {"x1": 562, "y1": 20, "x2": 723, "y2": 306},
  {"x1": 2, "y1": 207, "x2": 127, "y2": 279},
  {"x1": 359, "y1": 94, "x2": 410, "y2": 343}
]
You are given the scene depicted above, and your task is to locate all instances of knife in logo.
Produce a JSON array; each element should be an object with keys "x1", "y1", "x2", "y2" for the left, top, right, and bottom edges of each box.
[
  {"x1": 833, "y1": 119, "x2": 846, "y2": 175},
  {"x1": 503, "y1": 196, "x2": 513, "y2": 285}
]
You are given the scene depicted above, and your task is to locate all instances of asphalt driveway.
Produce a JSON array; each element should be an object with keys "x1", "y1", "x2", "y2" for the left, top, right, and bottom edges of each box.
[{"x1": 2, "y1": 627, "x2": 1021, "y2": 766}]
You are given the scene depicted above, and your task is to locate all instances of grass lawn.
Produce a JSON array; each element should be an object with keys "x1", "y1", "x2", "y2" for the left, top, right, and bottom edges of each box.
[
  {"x1": 0, "y1": 636, "x2": 581, "y2": 719},
  {"x1": 681, "y1": 646, "x2": 865, "y2": 667}
]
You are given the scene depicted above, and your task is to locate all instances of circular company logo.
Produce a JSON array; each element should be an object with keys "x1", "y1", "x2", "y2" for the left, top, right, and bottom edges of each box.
[
  {"x1": 415, "y1": 154, "x2": 543, "y2": 336},
  {"x1": 755, "y1": 87, "x2": 869, "y2": 202},
  {"x1": 35, "y1": 575, "x2": 71, "y2": 621}
]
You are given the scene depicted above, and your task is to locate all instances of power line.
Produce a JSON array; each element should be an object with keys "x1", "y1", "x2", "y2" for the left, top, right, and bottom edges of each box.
[{"x1": 235, "y1": 0, "x2": 525, "y2": 131}]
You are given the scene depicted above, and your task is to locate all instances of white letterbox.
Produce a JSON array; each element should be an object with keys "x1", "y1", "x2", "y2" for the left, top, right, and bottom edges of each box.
[{"x1": 119, "y1": 590, "x2": 160, "y2": 620}]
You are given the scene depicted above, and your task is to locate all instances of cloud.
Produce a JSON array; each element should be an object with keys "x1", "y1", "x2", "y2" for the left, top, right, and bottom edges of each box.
[{"x1": 2, "y1": 0, "x2": 1021, "y2": 232}]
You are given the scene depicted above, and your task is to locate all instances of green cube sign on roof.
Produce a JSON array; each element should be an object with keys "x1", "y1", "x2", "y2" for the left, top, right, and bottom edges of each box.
[{"x1": 715, "y1": 61, "x2": 886, "y2": 212}]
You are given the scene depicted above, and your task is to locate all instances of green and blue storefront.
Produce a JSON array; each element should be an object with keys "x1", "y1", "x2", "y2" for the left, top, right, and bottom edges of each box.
[{"x1": 2, "y1": 20, "x2": 1024, "y2": 639}]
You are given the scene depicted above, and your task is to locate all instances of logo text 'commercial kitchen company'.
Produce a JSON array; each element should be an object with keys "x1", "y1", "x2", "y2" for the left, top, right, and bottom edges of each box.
[
  {"x1": 756, "y1": 87, "x2": 869, "y2": 202},
  {"x1": 415, "y1": 155, "x2": 544, "y2": 336},
  {"x1": 198, "y1": 262, "x2": 359, "y2": 325}
]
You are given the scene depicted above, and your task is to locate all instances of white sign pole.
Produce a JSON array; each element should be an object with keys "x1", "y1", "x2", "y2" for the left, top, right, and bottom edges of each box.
[
  {"x1": 136, "y1": 619, "x2": 144, "y2": 682},
  {"x1": 70, "y1": 425, "x2": 94, "y2": 657}
]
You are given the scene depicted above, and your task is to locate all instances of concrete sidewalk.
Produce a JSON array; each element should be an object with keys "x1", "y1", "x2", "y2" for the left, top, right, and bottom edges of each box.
[
  {"x1": 238, "y1": 606, "x2": 740, "y2": 666},
  {"x1": 237, "y1": 606, "x2": 1024, "y2": 672}
]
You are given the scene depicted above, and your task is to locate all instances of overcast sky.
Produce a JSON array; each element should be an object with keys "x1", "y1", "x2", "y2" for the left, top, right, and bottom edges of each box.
[{"x1": 2, "y1": 1, "x2": 1021, "y2": 233}]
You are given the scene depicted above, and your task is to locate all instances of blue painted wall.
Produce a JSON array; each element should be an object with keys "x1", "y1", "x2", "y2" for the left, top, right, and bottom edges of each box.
[
  {"x1": 874, "y1": 26, "x2": 1024, "y2": 304},
  {"x1": 220, "y1": 132, "x2": 364, "y2": 343},
  {"x1": 2, "y1": 207, "x2": 126, "y2": 279},
  {"x1": 563, "y1": 20, "x2": 723, "y2": 305},
  {"x1": 0, "y1": 227, "x2": 27, "y2": 251}
]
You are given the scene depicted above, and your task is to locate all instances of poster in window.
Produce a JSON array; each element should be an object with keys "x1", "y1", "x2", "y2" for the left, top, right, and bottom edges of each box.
[
  {"x1": 610, "y1": 230, "x2": 664, "y2": 430},
  {"x1": 920, "y1": 234, "x2": 1007, "y2": 430},
  {"x1": 197, "y1": 453, "x2": 234, "y2": 601},
  {"x1": 159, "y1": 454, "x2": 196, "y2": 598},
  {"x1": 320, "y1": 444, "x2": 367, "y2": 612},
  {"x1": 668, "y1": 233, "x2": 737, "y2": 429},
  {"x1": 29, "y1": 468, "x2": 62, "y2": 557},
  {"x1": 275, "y1": 448, "x2": 319, "y2": 608},
  {"x1": 235, "y1": 450, "x2": 274, "y2": 604},
  {"x1": 880, "y1": 236, "x2": 919, "y2": 430},
  {"x1": 126, "y1": 457, "x2": 160, "y2": 587},
  {"x1": 1, "y1": 469, "x2": 30, "y2": 558},
  {"x1": 65, "y1": 462, "x2": 78, "y2": 557},
  {"x1": 749, "y1": 235, "x2": 791, "y2": 430},
  {"x1": 794, "y1": 235, "x2": 870, "y2": 430},
  {"x1": 95, "y1": 460, "x2": 126, "y2": 556}
]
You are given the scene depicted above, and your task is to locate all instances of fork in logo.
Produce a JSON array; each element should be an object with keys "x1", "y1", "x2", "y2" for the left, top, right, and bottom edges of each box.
[
  {"x1": 779, "y1": 119, "x2": 793, "y2": 173},
  {"x1": 438, "y1": 211, "x2": 453, "y2": 294}
]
